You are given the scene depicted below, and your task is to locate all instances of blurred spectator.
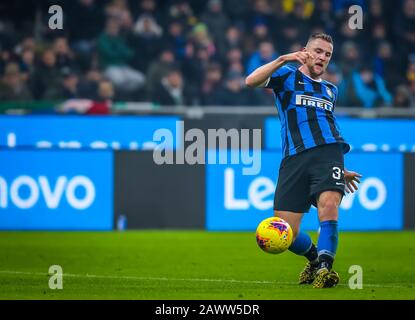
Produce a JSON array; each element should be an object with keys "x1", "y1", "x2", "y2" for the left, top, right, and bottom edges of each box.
[
  {"x1": 53, "y1": 37, "x2": 76, "y2": 70},
  {"x1": 97, "y1": 18, "x2": 145, "y2": 97},
  {"x1": 278, "y1": 19, "x2": 302, "y2": 53},
  {"x1": 224, "y1": 25, "x2": 243, "y2": 50},
  {"x1": 409, "y1": 81, "x2": 415, "y2": 104},
  {"x1": 200, "y1": 62, "x2": 223, "y2": 105},
  {"x1": 396, "y1": 0, "x2": 415, "y2": 59},
  {"x1": 19, "y1": 48, "x2": 35, "y2": 81},
  {"x1": 337, "y1": 41, "x2": 364, "y2": 106},
  {"x1": 98, "y1": 19, "x2": 133, "y2": 69},
  {"x1": 89, "y1": 80, "x2": 114, "y2": 114},
  {"x1": 248, "y1": 0, "x2": 275, "y2": 34},
  {"x1": 182, "y1": 45, "x2": 212, "y2": 102},
  {"x1": 105, "y1": 0, "x2": 134, "y2": 31},
  {"x1": 407, "y1": 59, "x2": 415, "y2": 83},
  {"x1": 44, "y1": 68, "x2": 80, "y2": 100},
  {"x1": 277, "y1": 1, "x2": 311, "y2": 49},
  {"x1": 67, "y1": 0, "x2": 104, "y2": 55},
  {"x1": 368, "y1": 21, "x2": 388, "y2": 60},
  {"x1": 211, "y1": 71, "x2": 257, "y2": 106},
  {"x1": 210, "y1": 70, "x2": 256, "y2": 106},
  {"x1": 146, "y1": 49, "x2": 176, "y2": 99},
  {"x1": 201, "y1": 0, "x2": 230, "y2": 51},
  {"x1": 163, "y1": 20, "x2": 188, "y2": 60},
  {"x1": 246, "y1": 41, "x2": 277, "y2": 75},
  {"x1": 226, "y1": 48, "x2": 244, "y2": 68},
  {"x1": 351, "y1": 66, "x2": 392, "y2": 108},
  {"x1": 337, "y1": 16, "x2": 362, "y2": 45},
  {"x1": 0, "y1": 21, "x2": 14, "y2": 60},
  {"x1": 338, "y1": 41, "x2": 360, "y2": 84},
  {"x1": 78, "y1": 68, "x2": 104, "y2": 99},
  {"x1": 288, "y1": 41, "x2": 303, "y2": 53},
  {"x1": 14, "y1": 37, "x2": 36, "y2": 55},
  {"x1": 288, "y1": 1, "x2": 311, "y2": 33},
  {"x1": 224, "y1": 47, "x2": 246, "y2": 90},
  {"x1": 189, "y1": 23, "x2": 216, "y2": 56},
  {"x1": 332, "y1": 0, "x2": 366, "y2": 14},
  {"x1": 168, "y1": 0, "x2": 197, "y2": 30},
  {"x1": 133, "y1": 14, "x2": 163, "y2": 37},
  {"x1": 405, "y1": 59, "x2": 415, "y2": 106},
  {"x1": 223, "y1": 0, "x2": 250, "y2": 23},
  {"x1": 0, "y1": 62, "x2": 32, "y2": 101},
  {"x1": 252, "y1": 22, "x2": 272, "y2": 46},
  {"x1": 0, "y1": 47, "x2": 12, "y2": 76},
  {"x1": 393, "y1": 85, "x2": 415, "y2": 108},
  {"x1": 60, "y1": 80, "x2": 113, "y2": 114},
  {"x1": 281, "y1": 0, "x2": 315, "y2": 18},
  {"x1": 31, "y1": 49, "x2": 62, "y2": 100},
  {"x1": 132, "y1": 0, "x2": 163, "y2": 24},
  {"x1": 217, "y1": 25, "x2": 243, "y2": 62},
  {"x1": 322, "y1": 64, "x2": 342, "y2": 86},
  {"x1": 228, "y1": 60, "x2": 245, "y2": 75},
  {"x1": 367, "y1": 0, "x2": 389, "y2": 28},
  {"x1": 131, "y1": 14, "x2": 163, "y2": 72},
  {"x1": 310, "y1": 0, "x2": 336, "y2": 35},
  {"x1": 374, "y1": 41, "x2": 402, "y2": 92},
  {"x1": 151, "y1": 67, "x2": 191, "y2": 106}
]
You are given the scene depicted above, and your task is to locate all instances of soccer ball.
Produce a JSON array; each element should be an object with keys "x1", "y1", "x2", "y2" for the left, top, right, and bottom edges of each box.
[{"x1": 256, "y1": 217, "x2": 293, "y2": 254}]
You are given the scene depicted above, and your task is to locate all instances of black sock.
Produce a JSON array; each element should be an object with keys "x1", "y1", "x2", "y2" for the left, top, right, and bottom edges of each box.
[
  {"x1": 304, "y1": 244, "x2": 318, "y2": 265},
  {"x1": 318, "y1": 253, "x2": 334, "y2": 271}
]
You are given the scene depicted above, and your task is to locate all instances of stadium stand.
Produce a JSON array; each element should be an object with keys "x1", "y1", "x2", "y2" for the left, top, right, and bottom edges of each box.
[{"x1": 0, "y1": 0, "x2": 414, "y2": 113}]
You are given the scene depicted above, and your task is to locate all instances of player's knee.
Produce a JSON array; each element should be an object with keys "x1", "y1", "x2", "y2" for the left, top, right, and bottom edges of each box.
[
  {"x1": 317, "y1": 192, "x2": 341, "y2": 216},
  {"x1": 319, "y1": 199, "x2": 338, "y2": 211},
  {"x1": 318, "y1": 199, "x2": 339, "y2": 220}
]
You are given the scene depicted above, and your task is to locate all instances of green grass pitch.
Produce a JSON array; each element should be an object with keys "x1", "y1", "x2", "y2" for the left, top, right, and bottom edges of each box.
[{"x1": 0, "y1": 231, "x2": 414, "y2": 299}]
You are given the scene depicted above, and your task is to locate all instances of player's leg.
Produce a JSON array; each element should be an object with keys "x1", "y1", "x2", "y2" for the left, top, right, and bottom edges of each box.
[
  {"x1": 316, "y1": 190, "x2": 341, "y2": 270},
  {"x1": 275, "y1": 210, "x2": 319, "y2": 284},
  {"x1": 274, "y1": 210, "x2": 302, "y2": 239},
  {"x1": 274, "y1": 210, "x2": 317, "y2": 262},
  {"x1": 274, "y1": 150, "x2": 317, "y2": 284},
  {"x1": 308, "y1": 143, "x2": 345, "y2": 288},
  {"x1": 312, "y1": 190, "x2": 342, "y2": 288}
]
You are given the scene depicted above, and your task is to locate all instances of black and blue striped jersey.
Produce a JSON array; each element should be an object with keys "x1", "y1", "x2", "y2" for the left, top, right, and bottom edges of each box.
[{"x1": 265, "y1": 65, "x2": 350, "y2": 158}]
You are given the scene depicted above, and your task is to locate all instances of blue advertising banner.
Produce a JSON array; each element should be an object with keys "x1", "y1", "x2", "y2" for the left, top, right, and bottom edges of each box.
[
  {"x1": 265, "y1": 117, "x2": 415, "y2": 152},
  {"x1": 0, "y1": 115, "x2": 180, "y2": 150},
  {"x1": 0, "y1": 150, "x2": 113, "y2": 230},
  {"x1": 206, "y1": 150, "x2": 403, "y2": 231}
]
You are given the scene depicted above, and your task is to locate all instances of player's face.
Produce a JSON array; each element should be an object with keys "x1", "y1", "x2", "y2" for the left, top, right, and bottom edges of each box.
[{"x1": 305, "y1": 39, "x2": 333, "y2": 77}]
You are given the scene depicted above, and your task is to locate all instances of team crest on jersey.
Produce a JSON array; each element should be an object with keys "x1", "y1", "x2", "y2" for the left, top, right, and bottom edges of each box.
[{"x1": 326, "y1": 87, "x2": 333, "y2": 99}]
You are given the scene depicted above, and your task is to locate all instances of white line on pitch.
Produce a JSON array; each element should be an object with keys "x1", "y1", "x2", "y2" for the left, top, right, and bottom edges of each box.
[{"x1": 0, "y1": 270, "x2": 412, "y2": 289}]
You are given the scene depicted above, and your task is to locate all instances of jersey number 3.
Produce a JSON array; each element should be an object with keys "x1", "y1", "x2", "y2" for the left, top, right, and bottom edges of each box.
[{"x1": 332, "y1": 166, "x2": 343, "y2": 180}]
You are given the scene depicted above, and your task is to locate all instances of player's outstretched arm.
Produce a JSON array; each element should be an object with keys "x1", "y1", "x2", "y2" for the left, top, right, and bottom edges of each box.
[
  {"x1": 344, "y1": 169, "x2": 363, "y2": 193},
  {"x1": 245, "y1": 51, "x2": 313, "y2": 88}
]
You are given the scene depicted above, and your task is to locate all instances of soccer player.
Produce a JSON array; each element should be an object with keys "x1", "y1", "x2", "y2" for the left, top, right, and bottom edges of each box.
[{"x1": 245, "y1": 33, "x2": 362, "y2": 288}]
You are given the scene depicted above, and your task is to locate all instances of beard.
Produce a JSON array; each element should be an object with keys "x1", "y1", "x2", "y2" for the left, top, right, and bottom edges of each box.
[{"x1": 310, "y1": 64, "x2": 325, "y2": 77}]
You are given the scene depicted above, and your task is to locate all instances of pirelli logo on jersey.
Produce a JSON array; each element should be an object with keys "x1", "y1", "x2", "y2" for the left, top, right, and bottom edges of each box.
[{"x1": 295, "y1": 94, "x2": 333, "y2": 112}]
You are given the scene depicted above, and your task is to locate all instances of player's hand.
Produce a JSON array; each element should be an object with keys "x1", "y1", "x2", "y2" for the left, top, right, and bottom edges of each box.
[
  {"x1": 282, "y1": 51, "x2": 314, "y2": 65},
  {"x1": 344, "y1": 169, "x2": 362, "y2": 193}
]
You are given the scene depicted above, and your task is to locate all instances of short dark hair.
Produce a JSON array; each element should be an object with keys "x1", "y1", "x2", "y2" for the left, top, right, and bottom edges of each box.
[{"x1": 307, "y1": 33, "x2": 333, "y2": 45}]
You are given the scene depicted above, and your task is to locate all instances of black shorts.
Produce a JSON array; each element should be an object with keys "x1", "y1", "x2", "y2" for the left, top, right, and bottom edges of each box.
[{"x1": 274, "y1": 143, "x2": 345, "y2": 213}]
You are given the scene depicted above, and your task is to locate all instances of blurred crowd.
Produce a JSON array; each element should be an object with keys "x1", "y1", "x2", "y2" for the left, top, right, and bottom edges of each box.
[{"x1": 0, "y1": 0, "x2": 415, "y2": 112}]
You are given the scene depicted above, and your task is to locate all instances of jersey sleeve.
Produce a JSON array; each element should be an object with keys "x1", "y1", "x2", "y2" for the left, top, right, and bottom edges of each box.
[{"x1": 263, "y1": 65, "x2": 294, "y2": 91}]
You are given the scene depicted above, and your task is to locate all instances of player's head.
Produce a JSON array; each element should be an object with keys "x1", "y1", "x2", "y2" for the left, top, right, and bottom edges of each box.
[{"x1": 304, "y1": 33, "x2": 333, "y2": 78}]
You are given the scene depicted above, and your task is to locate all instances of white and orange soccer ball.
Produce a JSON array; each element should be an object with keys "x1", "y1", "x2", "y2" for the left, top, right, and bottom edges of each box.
[{"x1": 255, "y1": 217, "x2": 293, "y2": 254}]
